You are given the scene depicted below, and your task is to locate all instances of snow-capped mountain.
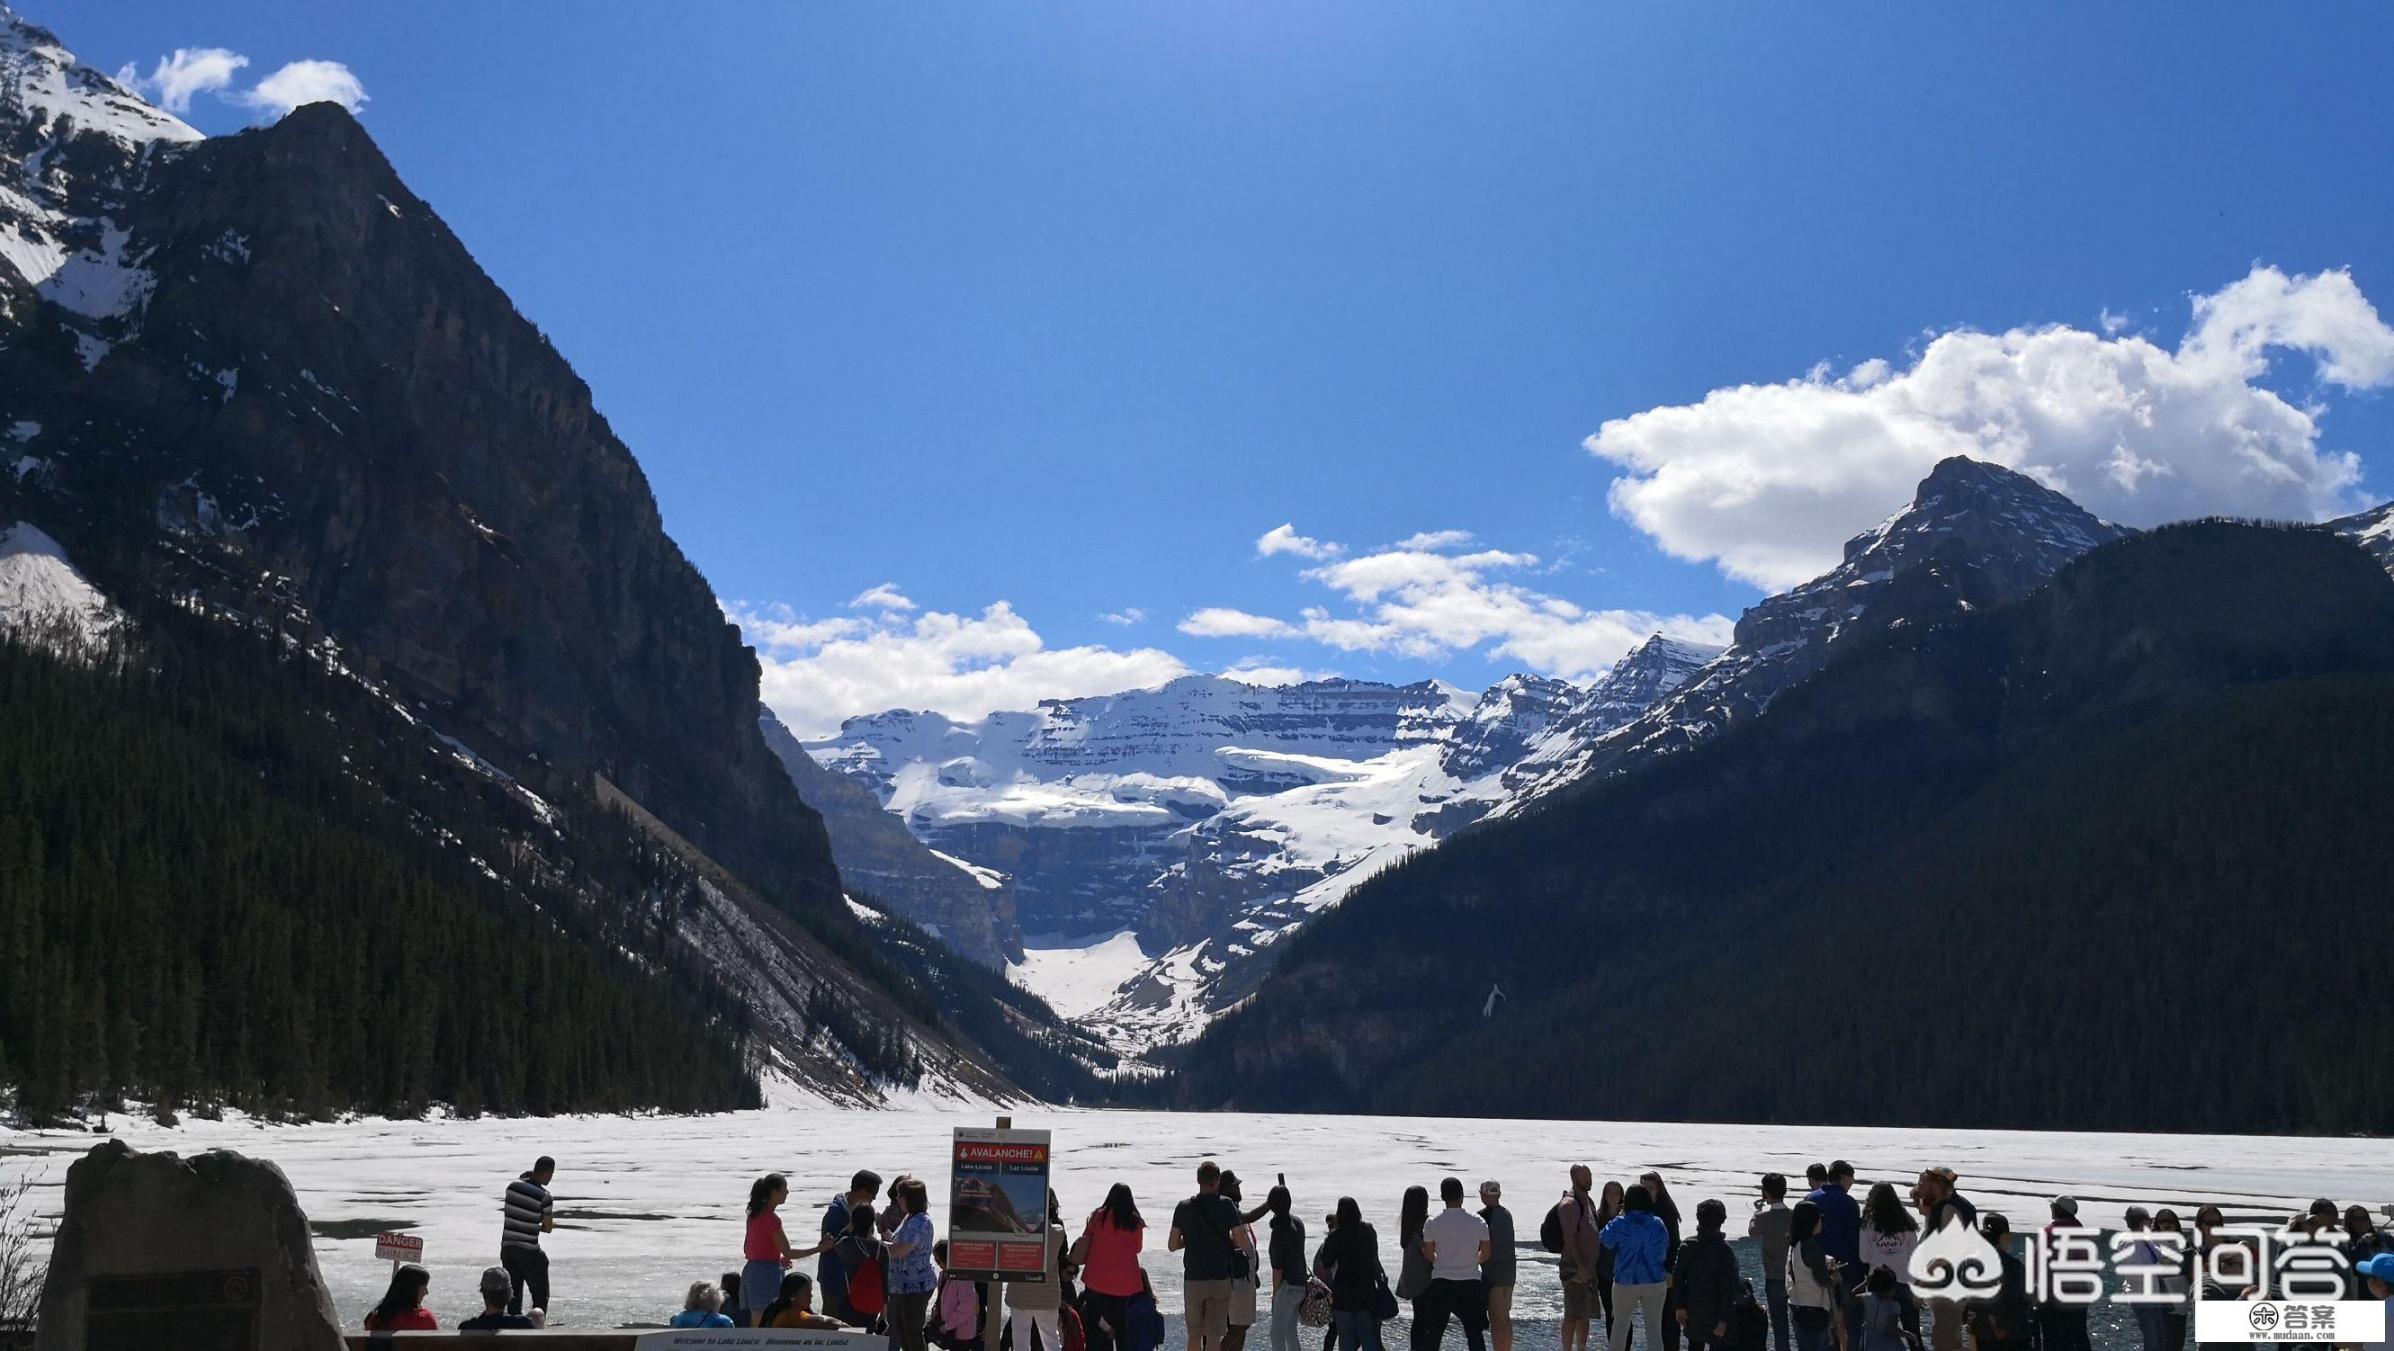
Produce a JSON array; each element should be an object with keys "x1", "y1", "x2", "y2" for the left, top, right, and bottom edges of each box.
[
  {"x1": 0, "y1": 9, "x2": 199, "y2": 371},
  {"x1": 809, "y1": 457, "x2": 2155, "y2": 1059},
  {"x1": 1485, "y1": 456, "x2": 2138, "y2": 812},
  {"x1": 806, "y1": 647, "x2": 1722, "y2": 1056}
]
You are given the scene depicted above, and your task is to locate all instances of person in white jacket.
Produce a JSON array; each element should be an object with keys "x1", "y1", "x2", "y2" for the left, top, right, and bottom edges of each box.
[{"x1": 1854, "y1": 1184, "x2": 1919, "y2": 1337}]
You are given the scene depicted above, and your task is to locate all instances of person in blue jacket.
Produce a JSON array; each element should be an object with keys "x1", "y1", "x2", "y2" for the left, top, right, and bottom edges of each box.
[
  {"x1": 1803, "y1": 1162, "x2": 1864, "y2": 1338},
  {"x1": 1600, "y1": 1186, "x2": 1671, "y2": 1351}
]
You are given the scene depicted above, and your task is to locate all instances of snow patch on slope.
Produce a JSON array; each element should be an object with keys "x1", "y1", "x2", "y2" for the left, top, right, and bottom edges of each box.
[{"x1": 0, "y1": 520, "x2": 120, "y2": 646}]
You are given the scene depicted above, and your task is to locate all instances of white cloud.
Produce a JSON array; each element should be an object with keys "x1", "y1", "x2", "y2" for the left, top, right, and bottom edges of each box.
[
  {"x1": 1291, "y1": 546, "x2": 1729, "y2": 678},
  {"x1": 236, "y1": 59, "x2": 368, "y2": 117},
  {"x1": 1177, "y1": 607, "x2": 1299, "y2": 639},
  {"x1": 1256, "y1": 523, "x2": 1343, "y2": 560},
  {"x1": 848, "y1": 582, "x2": 915, "y2": 612},
  {"x1": 1098, "y1": 608, "x2": 1147, "y2": 626},
  {"x1": 1392, "y1": 529, "x2": 1475, "y2": 551},
  {"x1": 1589, "y1": 264, "x2": 2392, "y2": 591},
  {"x1": 1189, "y1": 540, "x2": 1731, "y2": 682},
  {"x1": 116, "y1": 48, "x2": 249, "y2": 113},
  {"x1": 729, "y1": 597, "x2": 1187, "y2": 738}
]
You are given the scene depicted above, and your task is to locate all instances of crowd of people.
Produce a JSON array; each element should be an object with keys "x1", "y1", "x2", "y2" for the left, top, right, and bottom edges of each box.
[{"x1": 351, "y1": 1152, "x2": 2394, "y2": 1351}]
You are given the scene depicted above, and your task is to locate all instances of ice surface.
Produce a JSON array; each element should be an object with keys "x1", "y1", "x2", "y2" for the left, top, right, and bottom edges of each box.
[{"x1": 6, "y1": 1106, "x2": 2380, "y2": 1336}]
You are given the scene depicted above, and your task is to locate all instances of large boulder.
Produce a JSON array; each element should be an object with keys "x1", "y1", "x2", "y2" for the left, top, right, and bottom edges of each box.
[{"x1": 34, "y1": 1140, "x2": 341, "y2": 1351}]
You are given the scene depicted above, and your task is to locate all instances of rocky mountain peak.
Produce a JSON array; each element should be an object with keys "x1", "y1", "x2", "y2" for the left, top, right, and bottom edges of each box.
[{"x1": 1484, "y1": 458, "x2": 2132, "y2": 814}]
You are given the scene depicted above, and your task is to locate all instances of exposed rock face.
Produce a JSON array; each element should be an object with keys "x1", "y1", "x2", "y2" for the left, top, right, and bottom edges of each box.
[
  {"x1": 0, "y1": 15, "x2": 1058, "y2": 1103},
  {"x1": 0, "y1": 32, "x2": 845, "y2": 912},
  {"x1": 762, "y1": 708, "x2": 1023, "y2": 965},
  {"x1": 34, "y1": 1141, "x2": 342, "y2": 1351},
  {"x1": 3, "y1": 99, "x2": 839, "y2": 913}
]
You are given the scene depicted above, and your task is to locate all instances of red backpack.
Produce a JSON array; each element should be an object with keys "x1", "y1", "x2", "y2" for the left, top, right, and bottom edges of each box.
[
  {"x1": 850, "y1": 1250, "x2": 887, "y2": 1316},
  {"x1": 1060, "y1": 1301, "x2": 1086, "y2": 1351}
]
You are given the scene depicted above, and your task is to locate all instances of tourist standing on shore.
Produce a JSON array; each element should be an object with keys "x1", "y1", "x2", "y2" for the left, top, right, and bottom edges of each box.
[
  {"x1": 824, "y1": 1169, "x2": 886, "y2": 1322},
  {"x1": 1320, "y1": 1196, "x2": 1386, "y2": 1351},
  {"x1": 1479, "y1": 1181, "x2": 1516, "y2": 1351},
  {"x1": 1594, "y1": 1179, "x2": 1626, "y2": 1337},
  {"x1": 1224, "y1": 1171, "x2": 1265, "y2": 1351},
  {"x1": 1804, "y1": 1164, "x2": 1862, "y2": 1344},
  {"x1": 1395, "y1": 1185, "x2": 1434, "y2": 1349},
  {"x1": 1171, "y1": 1160, "x2": 1250, "y2": 1351},
  {"x1": 1856, "y1": 1183, "x2": 1918, "y2": 1333},
  {"x1": 2036, "y1": 1198, "x2": 2092, "y2": 1351},
  {"x1": 1639, "y1": 1173, "x2": 1684, "y2": 1351},
  {"x1": 1749, "y1": 1174, "x2": 1793, "y2": 1351},
  {"x1": 1010, "y1": 1189, "x2": 1072, "y2": 1351},
  {"x1": 2149, "y1": 1210, "x2": 2191, "y2": 1351},
  {"x1": 500, "y1": 1155, "x2": 557, "y2": 1318},
  {"x1": 1674, "y1": 1200, "x2": 1741, "y2": 1351},
  {"x1": 1264, "y1": 1183, "x2": 1310, "y2": 1351},
  {"x1": 1786, "y1": 1202, "x2": 1841, "y2": 1351},
  {"x1": 1081, "y1": 1184, "x2": 1149, "y2": 1351},
  {"x1": 887, "y1": 1177, "x2": 941, "y2": 1351},
  {"x1": 1558, "y1": 1167, "x2": 1603, "y2": 1351},
  {"x1": 1417, "y1": 1176, "x2": 1492, "y2": 1351},
  {"x1": 745, "y1": 1173, "x2": 830, "y2": 1328},
  {"x1": 1965, "y1": 1215, "x2": 2030, "y2": 1348},
  {"x1": 1914, "y1": 1170, "x2": 1974, "y2": 1351},
  {"x1": 2121, "y1": 1207, "x2": 2170, "y2": 1351},
  {"x1": 1600, "y1": 1185, "x2": 1670, "y2": 1351},
  {"x1": 835, "y1": 1202, "x2": 890, "y2": 1331}
]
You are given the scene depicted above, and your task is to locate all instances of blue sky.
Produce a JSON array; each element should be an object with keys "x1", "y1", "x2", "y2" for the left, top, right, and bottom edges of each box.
[{"x1": 63, "y1": 2, "x2": 2394, "y2": 732}]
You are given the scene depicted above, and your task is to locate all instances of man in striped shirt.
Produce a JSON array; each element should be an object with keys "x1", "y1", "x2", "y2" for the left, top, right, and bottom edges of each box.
[{"x1": 501, "y1": 1156, "x2": 558, "y2": 1317}]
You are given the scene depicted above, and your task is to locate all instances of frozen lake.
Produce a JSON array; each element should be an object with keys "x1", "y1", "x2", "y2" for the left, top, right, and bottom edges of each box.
[{"x1": 6, "y1": 1105, "x2": 2386, "y2": 1342}]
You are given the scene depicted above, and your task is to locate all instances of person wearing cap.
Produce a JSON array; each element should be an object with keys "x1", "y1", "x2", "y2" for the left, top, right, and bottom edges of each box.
[
  {"x1": 1478, "y1": 1182, "x2": 1515, "y2": 1351},
  {"x1": 2354, "y1": 1253, "x2": 2394, "y2": 1351},
  {"x1": 2036, "y1": 1199, "x2": 2091, "y2": 1351},
  {"x1": 458, "y1": 1265, "x2": 541, "y2": 1332}
]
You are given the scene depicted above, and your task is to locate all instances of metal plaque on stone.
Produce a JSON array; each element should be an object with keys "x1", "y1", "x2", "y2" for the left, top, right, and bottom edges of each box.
[{"x1": 84, "y1": 1268, "x2": 260, "y2": 1351}]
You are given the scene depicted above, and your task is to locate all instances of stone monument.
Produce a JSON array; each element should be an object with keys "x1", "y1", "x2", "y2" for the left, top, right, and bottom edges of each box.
[{"x1": 33, "y1": 1141, "x2": 342, "y2": 1351}]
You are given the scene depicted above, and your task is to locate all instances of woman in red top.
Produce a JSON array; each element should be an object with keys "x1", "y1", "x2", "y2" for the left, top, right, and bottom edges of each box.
[
  {"x1": 362, "y1": 1262, "x2": 438, "y2": 1332},
  {"x1": 743, "y1": 1173, "x2": 831, "y2": 1326},
  {"x1": 1078, "y1": 1184, "x2": 1147, "y2": 1351}
]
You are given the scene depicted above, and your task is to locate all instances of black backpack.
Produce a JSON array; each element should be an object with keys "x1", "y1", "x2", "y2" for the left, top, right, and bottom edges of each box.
[
  {"x1": 1539, "y1": 1201, "x2": 1568, "y2": 1253},
  {"x1": 1731, "y1": 1297, "x2": 1769, "y2": 1351}
]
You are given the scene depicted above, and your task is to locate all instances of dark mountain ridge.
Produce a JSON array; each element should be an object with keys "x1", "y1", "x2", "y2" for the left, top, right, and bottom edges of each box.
[
  {"x1": 0, "y1": 13, "x2": 1099, "y2": 1110},
  {"x1": 1161, "y1": 521, "x2": 2394, "y2": 1134}
]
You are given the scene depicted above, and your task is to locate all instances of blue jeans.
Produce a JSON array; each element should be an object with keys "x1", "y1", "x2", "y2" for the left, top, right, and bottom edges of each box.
[
  {"x1": 1333, "y1": 1310, "x2": 1384, "y2": 1351},
  {"x1": 1762, "y1": 1280, "x2": 1789, "y2": 1351},
  {"x1": 742, "y1": 1259, "x2": 785, "y2": 1318}
]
